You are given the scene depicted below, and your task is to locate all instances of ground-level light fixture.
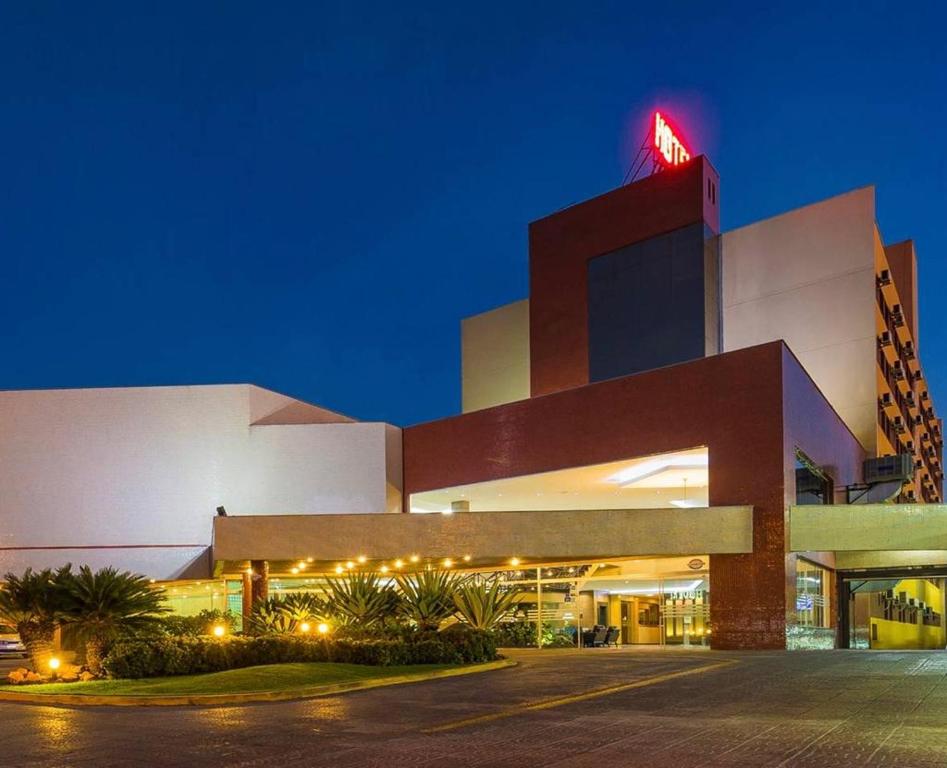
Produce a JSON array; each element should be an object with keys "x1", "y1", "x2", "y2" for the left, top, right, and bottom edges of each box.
[
  {"x1": 317, "y1": 622, "x2": 330, "y2": 635},
  {"x1": 212, "y1": 625, "x2": 226, "y2": 637},
  {"x1": 48, "y1": 657, "x2": 61, "y2": 671},
  {"x1": 300, "y1": 622, "x2": 311, "y2": 633}
]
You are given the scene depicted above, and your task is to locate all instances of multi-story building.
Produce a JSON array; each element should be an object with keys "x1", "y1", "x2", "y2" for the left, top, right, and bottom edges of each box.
[{"x1": 2, "y1": 128, "x2": 944, "y2": 651}]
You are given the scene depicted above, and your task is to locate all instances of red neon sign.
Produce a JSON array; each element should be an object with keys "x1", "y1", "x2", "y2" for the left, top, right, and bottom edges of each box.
[{"x1": 653, "y1": 112, "x2": 691, "y2": 167}]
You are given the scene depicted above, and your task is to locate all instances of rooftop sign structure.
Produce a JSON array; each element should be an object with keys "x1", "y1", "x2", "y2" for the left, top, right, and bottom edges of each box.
[
  {"x1": 624, "y1": 109, "x2": 694, "y2": 184},
  {"x1": 653, "y1": 111, "x2": 691, "y2": 168}
]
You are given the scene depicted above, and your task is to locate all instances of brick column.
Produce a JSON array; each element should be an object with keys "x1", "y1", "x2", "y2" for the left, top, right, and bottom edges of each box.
[{"x1": 250, "y1": 560, "x2": 269, "y2": 607}]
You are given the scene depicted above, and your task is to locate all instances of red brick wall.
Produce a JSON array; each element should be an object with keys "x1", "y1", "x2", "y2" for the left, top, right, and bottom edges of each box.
[
  {"x1": 404, "y1": 341, "x2": 864, "y2": 649},
  {"x1": 406, "y1": 342, "x2": 785, "y2": 648},
  {"x1": 528, "y1": 157, "x2": 720, "y2": 397}
]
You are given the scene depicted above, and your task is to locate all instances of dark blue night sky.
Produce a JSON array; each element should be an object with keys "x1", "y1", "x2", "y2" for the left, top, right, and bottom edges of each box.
[{"x1": 2, "y1": 3, "x2": 944, "y2": 425}]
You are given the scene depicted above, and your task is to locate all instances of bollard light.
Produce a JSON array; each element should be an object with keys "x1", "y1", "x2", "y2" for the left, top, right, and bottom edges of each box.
[{"x1": 317, "y1": 622, "x2": 330, "y2": 635}]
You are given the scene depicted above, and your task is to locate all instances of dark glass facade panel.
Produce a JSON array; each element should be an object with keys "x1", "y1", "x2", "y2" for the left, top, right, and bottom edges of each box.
[{"x1": 587, "y1": 222, "x2": 718, "y2": 382}]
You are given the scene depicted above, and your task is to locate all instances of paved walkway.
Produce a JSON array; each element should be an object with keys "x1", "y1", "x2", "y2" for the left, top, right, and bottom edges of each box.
[{"x1": 4, "y1": 647, "x2": 947, "y2": 767}]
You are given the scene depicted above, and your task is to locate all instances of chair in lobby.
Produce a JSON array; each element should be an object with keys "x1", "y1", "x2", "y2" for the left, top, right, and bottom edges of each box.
[{"x1": 587, "y1": 625, "x2": 608, "y2": 647}]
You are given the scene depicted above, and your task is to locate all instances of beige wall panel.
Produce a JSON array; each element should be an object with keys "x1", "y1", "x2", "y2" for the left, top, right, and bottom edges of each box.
[
  {"x1": 722, "y1": 186, "x2": 876, "y2": 306},
  {"x1": 0, "y1": 385, "x2": 398, "y2": 579},
  {"x1": 722, "y1": 187, "x2": 878, "y2": 453},
  {"x1": 461, "y1": 299, "x2": 530, "y2": 413},
  {"x1": 791, "y1": 505, "x2": 947, "y2": 552},
  {"x1": 835, "y1": 550, "x2": 947, "y2": 570},
  {"x1": 213, "y1": 506, "x2": 754, "y2": 563}
]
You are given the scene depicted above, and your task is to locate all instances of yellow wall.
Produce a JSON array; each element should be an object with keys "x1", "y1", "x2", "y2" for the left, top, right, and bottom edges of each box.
[
  {"x1": 871, "y1": 579, "x2": 946, "y2": 650},
  {"x1": 461, "y1": 299, "x2": 530, "y2": 413}
]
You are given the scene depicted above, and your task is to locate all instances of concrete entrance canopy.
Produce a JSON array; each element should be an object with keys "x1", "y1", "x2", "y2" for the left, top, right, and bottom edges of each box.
[
  {"x1": 212, "y1": 506, "x2": 753, "y2": 569},
  {"x1": 404, "y1": 341, "x2": 866, "y2": 650},
  {"x1": 791, "y1": 504, "x2": 947, "y2": 552}
]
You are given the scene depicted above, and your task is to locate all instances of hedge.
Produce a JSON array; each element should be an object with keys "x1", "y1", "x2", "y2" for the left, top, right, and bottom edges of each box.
[{"x1": 102, "y1": 626, "x2": 497, "y2": 679}]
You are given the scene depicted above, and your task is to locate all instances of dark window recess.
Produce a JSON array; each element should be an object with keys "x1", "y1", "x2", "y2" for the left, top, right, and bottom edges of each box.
[
  {"x1": 587, "y1": 222, "x2": 719, "y2": 382},
  {"x1": 795, "y1": 448, "x2": 834, "y2": 505}
]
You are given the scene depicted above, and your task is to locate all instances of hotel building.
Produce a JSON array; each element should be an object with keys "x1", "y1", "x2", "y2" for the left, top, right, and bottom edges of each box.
[{"x1": 1, "y1": 151, "x2": 943, "y2": 651}]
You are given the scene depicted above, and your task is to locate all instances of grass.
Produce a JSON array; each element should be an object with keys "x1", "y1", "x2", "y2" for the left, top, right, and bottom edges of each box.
[{"x1": 8, "y1": 662, "x2": 459, "y2": 697}]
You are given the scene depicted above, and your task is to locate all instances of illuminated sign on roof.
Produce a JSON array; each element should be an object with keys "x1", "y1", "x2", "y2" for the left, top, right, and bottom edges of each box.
[{"x1": 653, "y1": 112, "x2": 691, "y2": 168}]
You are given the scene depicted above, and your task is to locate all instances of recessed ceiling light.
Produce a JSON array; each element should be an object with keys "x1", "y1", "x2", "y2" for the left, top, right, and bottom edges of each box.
[
  {"x1": 670, "y1": 499, "x2": 703, "y2": 508},
  {"x1": 606, "y1": 454, "x2": 708, "y2": 486}
]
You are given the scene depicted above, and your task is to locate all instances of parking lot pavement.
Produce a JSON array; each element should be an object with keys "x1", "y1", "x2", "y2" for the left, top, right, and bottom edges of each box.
[
  {"x1": 0, "y1": 655, "x2": 29, "y2": 675},
  {"x1": 3, "y1": 647, "x2": 947, "y2": 768}
]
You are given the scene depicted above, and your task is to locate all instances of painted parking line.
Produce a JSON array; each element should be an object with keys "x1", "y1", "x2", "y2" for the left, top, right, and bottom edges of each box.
[{"x1": 422, "y1": 659, "x2": 738, "y2": 733}]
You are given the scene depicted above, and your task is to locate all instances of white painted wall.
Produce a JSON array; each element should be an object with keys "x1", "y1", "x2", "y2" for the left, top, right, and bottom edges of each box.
[
  {"x1": 0, "y1": 384, "x2": 401, "y2": 579},
  {"x1": 721, "y1": 187, "x2": 878, "y2": 452},
  {"x1": 461, "y1": 299, "x2": 530, "y2": 413}
]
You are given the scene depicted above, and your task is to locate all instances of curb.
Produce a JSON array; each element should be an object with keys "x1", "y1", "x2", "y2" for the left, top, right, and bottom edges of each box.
[{"x1": 0, "y1": 659, "x2": 517, "y2": 708}]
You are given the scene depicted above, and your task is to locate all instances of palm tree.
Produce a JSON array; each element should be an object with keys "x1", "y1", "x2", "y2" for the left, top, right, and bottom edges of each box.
[
  {"x1": 324, "y1": 572, "x2": 398, "y2": 628},
  {"x1": 0, "y1": 567, "x2": 69, "y2": 672},
  {"x1": 396, "y1": 570, "x2": 465, "y2": 631},
  {"x1": 60, "y1": 565, "x2": 168, "y2": 675},
  {"x1": 453, "y1": 578, "x2": 521, "y2": 630}
]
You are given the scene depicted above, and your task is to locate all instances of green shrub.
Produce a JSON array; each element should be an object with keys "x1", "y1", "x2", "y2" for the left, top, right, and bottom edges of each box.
[
  {"x1": 440, "y1": 624, "x2": 497, "y2": 661},
  {"x1": 492, "y1": 620, "x2": 537, "y2": 648},
  {"x1": 544, "y1": 633, "x2": 575, "y2": 648},
  {"x1": 491, "y1": 621, "x2": 575, "y2": 648},
  {"x1": 159, "y1": 609, "x2": 236, "y2": 637},
  {"x1": 102, "y1": 624, "x2": 498, "y2": 678}
]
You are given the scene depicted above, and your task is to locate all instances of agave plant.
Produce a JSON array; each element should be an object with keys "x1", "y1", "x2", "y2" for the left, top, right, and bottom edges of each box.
[
  {"x1": 0, "y1": 567, "x2": 70, "y2": 672},
  {"x1": 249, "y1": 593, "x2": 327, "y2": 635},
  {"x1": 324, "y1": 572, "x2": 399, "y2": 628},
  {"x1": 60, "y1": 565, "x2": 168, "y2": 675},
  {"x1": 280, "y1": 592, "x2": 327, "y2": 625},
  {"x1": 248, "y1": 597, "x2": 297, "y2": 635},
  {"x1": 396, "y1": 570, "x2": 465, "y2": 631},
  {"x1": 453, "y1": 578, "x2": 521, "y2": 630}
]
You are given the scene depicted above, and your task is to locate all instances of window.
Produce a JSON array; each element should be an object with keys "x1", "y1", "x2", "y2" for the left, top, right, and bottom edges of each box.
[
  {"x1": 795, "y1": 449, "x2": 833, "y2": 504},
  {"x1": 796, "y1": 559, "x2": 831, "y2": 628}
]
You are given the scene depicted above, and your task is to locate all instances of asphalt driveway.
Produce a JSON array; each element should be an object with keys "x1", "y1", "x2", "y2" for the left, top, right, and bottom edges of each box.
[{"x1": 3, "y1": 647, "x2": 947, "y2": 767}]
